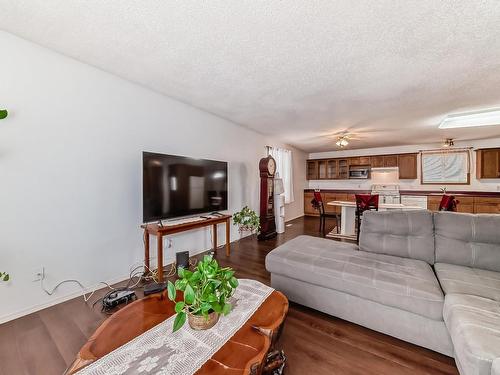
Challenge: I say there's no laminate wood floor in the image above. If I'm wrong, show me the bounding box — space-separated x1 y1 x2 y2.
0 216 458 375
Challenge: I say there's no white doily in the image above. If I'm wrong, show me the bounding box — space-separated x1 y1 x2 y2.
76 279 274 375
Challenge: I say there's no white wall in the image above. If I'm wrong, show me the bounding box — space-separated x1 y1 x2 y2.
0 32 305 323
308 138 500 192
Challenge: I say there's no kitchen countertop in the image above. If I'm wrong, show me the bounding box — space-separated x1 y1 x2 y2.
327 201 424 210
304 189 500 197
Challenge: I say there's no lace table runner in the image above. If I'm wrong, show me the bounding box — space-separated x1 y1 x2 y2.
76 279 274 375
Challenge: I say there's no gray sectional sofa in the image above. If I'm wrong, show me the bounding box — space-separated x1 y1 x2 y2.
265 210 500 375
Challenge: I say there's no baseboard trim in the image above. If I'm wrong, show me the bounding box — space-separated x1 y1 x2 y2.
285 213 305 222
0 245 225 325
0 233 277 325
0 274 130 325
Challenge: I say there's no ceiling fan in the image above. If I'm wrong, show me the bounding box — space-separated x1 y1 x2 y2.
335 134 350 148
301 127 395 150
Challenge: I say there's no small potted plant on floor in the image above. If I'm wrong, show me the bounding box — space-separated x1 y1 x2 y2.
233 206 260 234
167 255 239 332
0 272 9 282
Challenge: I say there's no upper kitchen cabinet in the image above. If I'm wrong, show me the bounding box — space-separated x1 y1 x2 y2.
476 148 500 179
383 155 398 167
398 153 418 179
326 160 338 179
371 156 384 168
306 152 417 180
318 160 328 179
349 156 371 166
338 159 349 179
371 155 397 167
307 160 319 180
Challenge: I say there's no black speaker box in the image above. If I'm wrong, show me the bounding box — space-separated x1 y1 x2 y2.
176 251 190 272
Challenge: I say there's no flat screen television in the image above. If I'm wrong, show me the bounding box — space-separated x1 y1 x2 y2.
142 152 228 222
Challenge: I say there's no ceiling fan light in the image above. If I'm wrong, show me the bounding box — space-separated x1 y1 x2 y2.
442 138 454 147
438 108 500 129
336 137 349 148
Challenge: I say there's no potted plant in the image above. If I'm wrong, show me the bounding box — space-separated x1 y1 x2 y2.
0 272 9 282
233 206 260 233
167 255 239 332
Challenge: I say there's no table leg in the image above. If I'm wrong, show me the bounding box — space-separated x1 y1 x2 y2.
341 206 356 236
213 223 218 252
225 218 230 256
157 235 164 282
144 229 150 276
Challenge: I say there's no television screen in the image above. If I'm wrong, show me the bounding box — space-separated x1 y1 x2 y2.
142 152 228 222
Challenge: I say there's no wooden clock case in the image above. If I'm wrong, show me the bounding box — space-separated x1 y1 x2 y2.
258 155 277 240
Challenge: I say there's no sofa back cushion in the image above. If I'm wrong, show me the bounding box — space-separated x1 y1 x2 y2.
434 212 500 272
359 210 435 264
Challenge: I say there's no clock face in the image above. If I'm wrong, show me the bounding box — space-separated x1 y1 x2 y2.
268 158 276 175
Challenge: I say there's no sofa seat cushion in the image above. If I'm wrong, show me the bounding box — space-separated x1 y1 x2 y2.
443 294 500 375
265 235 444 320
435 263 500 301
493 359 500 375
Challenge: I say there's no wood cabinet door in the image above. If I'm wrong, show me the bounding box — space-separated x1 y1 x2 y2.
338 159 349 179
322 193 337 213
476 149 500 179
327 160 338 179
427 196 441 211
455 196 474 213
306 161 318 180
349 157 361 166
371 156 384 168
398 154 418 179
359 156 371 165
346 194 356 202
383 155 398 167
480 150 500 178
304 192 318 216
318 160 328 179
474 197 500 214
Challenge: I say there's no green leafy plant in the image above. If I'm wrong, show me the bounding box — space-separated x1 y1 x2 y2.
233 206 260 232
0 109 8 120
0 272 9 282
167 255 239 332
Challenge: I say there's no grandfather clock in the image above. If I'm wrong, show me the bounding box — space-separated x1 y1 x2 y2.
258 155 277 240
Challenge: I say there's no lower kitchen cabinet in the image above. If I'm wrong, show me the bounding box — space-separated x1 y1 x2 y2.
427 196 477 213
304 192 318 216
304 192 500 216
474 197 500 214
456 197 474 213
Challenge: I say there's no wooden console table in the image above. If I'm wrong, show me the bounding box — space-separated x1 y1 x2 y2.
141 214 232 282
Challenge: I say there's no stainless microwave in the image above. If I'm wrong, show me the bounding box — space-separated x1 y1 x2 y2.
349 167 370 179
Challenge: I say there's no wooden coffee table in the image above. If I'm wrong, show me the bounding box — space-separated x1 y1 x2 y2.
66 289 288 375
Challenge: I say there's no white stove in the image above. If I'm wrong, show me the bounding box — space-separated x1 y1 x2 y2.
371 184 401 204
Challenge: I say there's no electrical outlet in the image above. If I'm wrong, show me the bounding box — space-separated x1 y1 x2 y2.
32 267 45 282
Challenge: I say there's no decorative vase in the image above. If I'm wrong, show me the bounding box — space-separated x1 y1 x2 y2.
188 311 220 330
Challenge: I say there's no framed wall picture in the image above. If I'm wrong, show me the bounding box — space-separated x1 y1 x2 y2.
421 150 470 185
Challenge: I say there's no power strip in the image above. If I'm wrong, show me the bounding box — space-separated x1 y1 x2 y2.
102 290 137 309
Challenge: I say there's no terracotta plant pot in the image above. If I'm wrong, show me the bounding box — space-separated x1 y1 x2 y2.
188 311 220 330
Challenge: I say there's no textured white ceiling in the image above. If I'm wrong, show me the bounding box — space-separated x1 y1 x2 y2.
2 1 500 152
